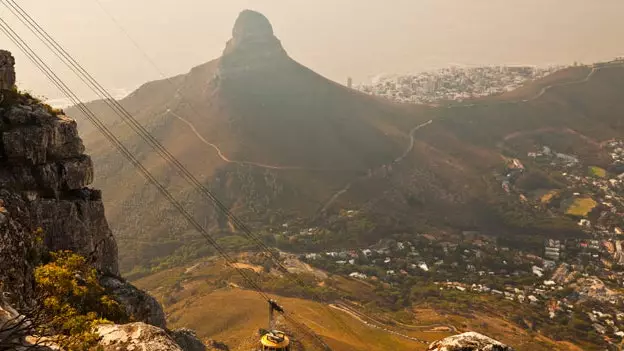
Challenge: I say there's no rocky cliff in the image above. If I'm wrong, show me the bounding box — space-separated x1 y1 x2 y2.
0 50 117 306
0 51 204 350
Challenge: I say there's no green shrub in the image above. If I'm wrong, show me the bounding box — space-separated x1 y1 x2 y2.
34 251 126 350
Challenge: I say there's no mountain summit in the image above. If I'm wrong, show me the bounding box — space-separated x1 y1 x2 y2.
218 10 288 78
221 9 287 73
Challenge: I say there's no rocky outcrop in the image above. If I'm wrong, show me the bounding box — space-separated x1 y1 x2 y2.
0 50 15 90
428 332 514 351
218 10 288 78
97 323 183 351
0 51 205 351
171 328 207 351
100 275 167 329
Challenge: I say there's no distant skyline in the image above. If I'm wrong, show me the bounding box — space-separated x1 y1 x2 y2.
1 0 623 101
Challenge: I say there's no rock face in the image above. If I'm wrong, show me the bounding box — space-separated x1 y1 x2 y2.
0 52 117 284
0 191 37 307
0 50 15 90
97 323 183 351
428 332 514 351
219 10 288 77
171 328 207 351
0 90 118 278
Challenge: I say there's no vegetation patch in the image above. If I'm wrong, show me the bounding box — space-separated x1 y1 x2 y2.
588 166 607 178
32 251 126 350
563 197 598 217
539 190 559 204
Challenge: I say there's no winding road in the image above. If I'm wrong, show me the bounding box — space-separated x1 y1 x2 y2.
329 302 460 345
317 62 621 213
395 120 433 163
329 303 429 344
319 119 433 213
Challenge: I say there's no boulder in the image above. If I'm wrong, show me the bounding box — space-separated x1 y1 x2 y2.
428 332 514 351
97 323 182 351
100 276 167 329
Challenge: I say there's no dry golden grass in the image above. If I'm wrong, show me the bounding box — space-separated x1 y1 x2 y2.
133 256 583 351
166 288 426 351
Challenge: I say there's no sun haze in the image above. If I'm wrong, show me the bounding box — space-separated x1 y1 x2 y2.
2 0 623 100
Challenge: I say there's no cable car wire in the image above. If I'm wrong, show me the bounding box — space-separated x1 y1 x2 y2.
0 8 336 351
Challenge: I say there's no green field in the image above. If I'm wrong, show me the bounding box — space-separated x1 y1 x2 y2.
564 197 598 217
588 166 607 178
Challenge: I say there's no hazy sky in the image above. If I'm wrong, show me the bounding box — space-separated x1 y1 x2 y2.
1 0 623 101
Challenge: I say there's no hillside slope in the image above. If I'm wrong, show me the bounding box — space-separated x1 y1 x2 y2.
70 11 624 274
349 61 624 239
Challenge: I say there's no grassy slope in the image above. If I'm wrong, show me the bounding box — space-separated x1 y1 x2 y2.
167 289 423 351
133 256 580 351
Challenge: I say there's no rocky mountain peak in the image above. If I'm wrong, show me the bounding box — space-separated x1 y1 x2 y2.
219 10 288 77
232 10 274 41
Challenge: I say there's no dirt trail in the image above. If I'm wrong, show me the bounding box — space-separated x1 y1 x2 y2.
328 302 460 345
167 109 310 170
319 119 433 213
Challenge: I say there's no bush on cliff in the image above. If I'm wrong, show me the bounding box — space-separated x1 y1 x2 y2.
33 250 126 350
